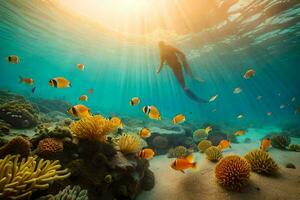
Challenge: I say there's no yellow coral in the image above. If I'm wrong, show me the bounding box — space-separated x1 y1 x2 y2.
197 140 212 153
117 133 142 154
0 154 70 199
69 115 117 142
244 149 278 175
205 146 222 162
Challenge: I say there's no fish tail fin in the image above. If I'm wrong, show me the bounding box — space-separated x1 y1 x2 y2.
183 88 208 104
69 82 72 87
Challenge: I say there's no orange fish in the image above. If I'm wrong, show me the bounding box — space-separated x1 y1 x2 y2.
19 76 34 85
295 107 300 114
79 95 88 101
243 69 255 79
110 116 123 129
7 55 20 64
217 140 231 150
234 130 246 136
171 154 197 173
137 148 155 160
267 112 272 116
77 63 85 71
142 105 161 120
233 87 242 94
139 128 151 138
49 77 71 88
260 138 271 151
172 114 185 125
129 97 140 106
67 104 91 118
88 88 94 94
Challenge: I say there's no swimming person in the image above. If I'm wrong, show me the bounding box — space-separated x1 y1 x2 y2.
156 41 208 103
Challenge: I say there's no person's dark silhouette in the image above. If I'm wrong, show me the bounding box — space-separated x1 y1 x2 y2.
157 41 207 103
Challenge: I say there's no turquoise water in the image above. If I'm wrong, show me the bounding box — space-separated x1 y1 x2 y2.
1 0 300 127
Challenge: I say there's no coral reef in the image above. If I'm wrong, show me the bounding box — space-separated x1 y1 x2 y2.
39 185 88 200
0 155 70 199
288 144 300 152
197 140 212 153
0 119 11 134
0 136 31 158
69 115 117 142
117 133 142 155
151 135 169 149
0 100 39 128
207 131 227 146
270 135 291 149
37 138 64 158
285 163 296 169
31 98 72 114
192 129 207 142
141 169 155 191
205 146 222 162
244 138 251 143
244 149 278 175
215 155 251 191
167 146 190 158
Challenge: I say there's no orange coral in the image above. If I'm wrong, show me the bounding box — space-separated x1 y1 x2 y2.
215 155 251 191
69 115 117 142
0 136 31 158
37 138 63 158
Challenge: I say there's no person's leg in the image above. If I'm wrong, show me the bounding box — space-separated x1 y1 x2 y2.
171 66 186 88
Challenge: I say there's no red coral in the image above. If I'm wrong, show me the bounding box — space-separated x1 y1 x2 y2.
0 136 31 158
37 138 63 158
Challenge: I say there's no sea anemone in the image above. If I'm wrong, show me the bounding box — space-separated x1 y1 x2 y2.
244 149 278 175
215 155 251 191
167 146 189 158
141 169 155 191
37 138 64 158
288 144 300 152
69 115 117 142
117 133 142 154
197 140 212 153
205 146 222 162
0 136 31 158
270 135 291 150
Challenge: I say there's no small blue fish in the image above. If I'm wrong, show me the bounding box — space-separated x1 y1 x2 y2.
31 86 36 94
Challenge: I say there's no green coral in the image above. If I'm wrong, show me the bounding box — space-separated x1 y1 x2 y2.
197 140 212 153
270 135 291 150
205 146 222 162
39 185 88 200
0 119 10 134
104 174 113 184
244 149 278 175
192 129 207 142
167 146 190 158
288 144 300 152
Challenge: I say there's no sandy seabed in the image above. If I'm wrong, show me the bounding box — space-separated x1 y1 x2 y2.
138 138 300 200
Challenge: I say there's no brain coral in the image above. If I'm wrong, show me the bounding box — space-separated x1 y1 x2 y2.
167 146 190 158
70 115 117 142
244 149 278 175
117 133 142 154
205 146 222 162
215 155 251 191
270 135 291 149
198 140 212 153
37 138 64 158
0 136 31 158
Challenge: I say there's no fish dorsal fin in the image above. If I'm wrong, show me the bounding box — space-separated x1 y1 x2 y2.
185 154 194 163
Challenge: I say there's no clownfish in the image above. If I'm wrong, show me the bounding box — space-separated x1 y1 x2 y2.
67 104 91 118
49 77 71 88
142 105 161 120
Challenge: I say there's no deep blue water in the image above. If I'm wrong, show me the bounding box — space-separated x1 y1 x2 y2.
0 0 300 127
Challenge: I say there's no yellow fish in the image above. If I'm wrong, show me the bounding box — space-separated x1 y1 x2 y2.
260 138 271 151
110 116 123 129
171 154 197 173
237 114 244 119
205 126 212 134
233 87 242 94
77 63 85 71
7 55 20 64
217 140 231 150
139 128 151 138
129 97 140 106
172 114 185 125
142 105 161 120
67 104 91 118
209 95 218 103
137 148 155 160
79 95 88 101
19 76 34 85
243 69 255 79
49 77 71 88
234 130 246 136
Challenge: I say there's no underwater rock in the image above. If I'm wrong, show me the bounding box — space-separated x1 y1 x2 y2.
0 100 39 128
31 98 72 114
288 144 300 152
215 155 251 191
244 149 278 175
167 146 191 158
0 136 31 158
207 131 227 146
244 137 252 143
205 146 222 162
152 135 169 149
0 119 11 134
197 140 212 153
282 123 300 138
141 169 155 191
227 133 239 143
36 138 64 159
270 134 291 150
285 163 296 169
0 90 26 104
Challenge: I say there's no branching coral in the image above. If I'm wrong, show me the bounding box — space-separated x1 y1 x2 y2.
215 155 251 191
167 146 190 158
197 140 212 153
270 135 291 149
244 149 279 175
69 115 117 142
117 133 142 154
205 146 222 162
37 138 64 158
0 136 31 158
40 185 88 200
288 144 300 152
0 154 70 199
